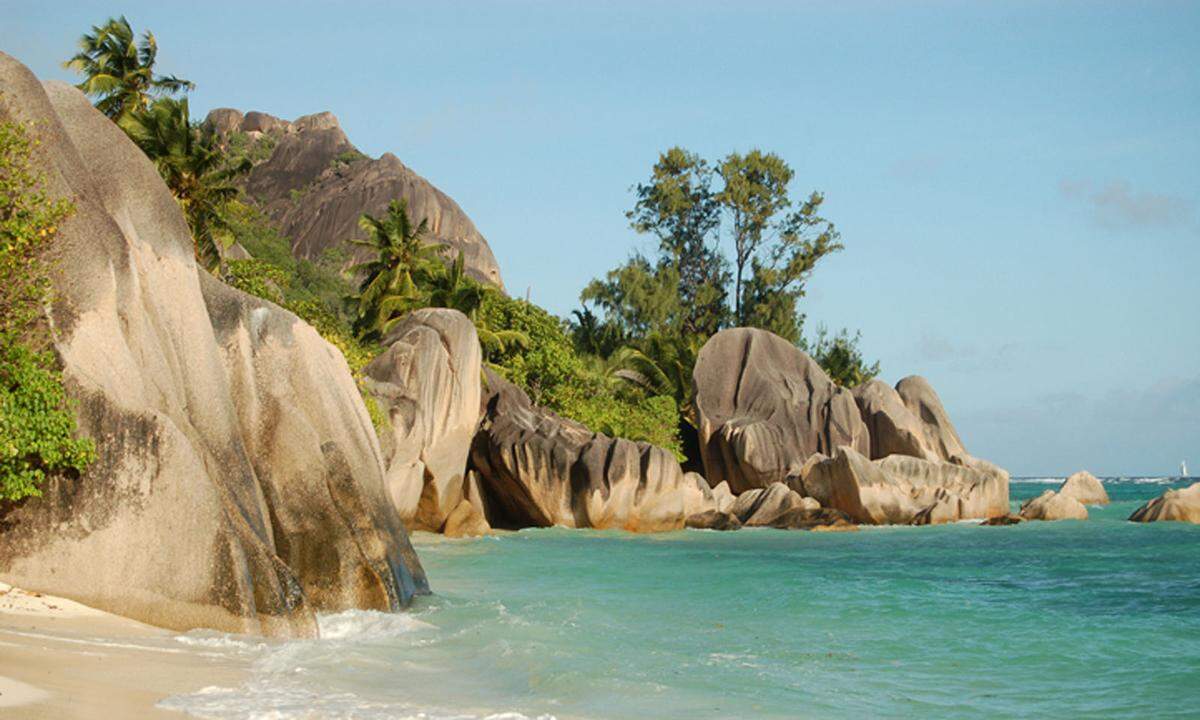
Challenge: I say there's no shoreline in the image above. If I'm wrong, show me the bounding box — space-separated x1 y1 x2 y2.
0 582 248 719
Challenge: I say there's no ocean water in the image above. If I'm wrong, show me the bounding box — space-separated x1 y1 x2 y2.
162 478 1200 719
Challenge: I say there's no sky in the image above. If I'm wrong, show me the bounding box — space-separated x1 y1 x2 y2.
4 1 1197 476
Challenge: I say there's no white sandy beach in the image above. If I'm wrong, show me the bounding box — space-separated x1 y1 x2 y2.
0 582 247 719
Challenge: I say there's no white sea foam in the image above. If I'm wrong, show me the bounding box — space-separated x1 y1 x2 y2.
317 609 437 640
159 681 559 720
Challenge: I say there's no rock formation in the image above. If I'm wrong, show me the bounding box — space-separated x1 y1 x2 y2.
202 108 504 289
796 447 1007 525
0 55 426 636
363 309 483 533
1019 490 1089 521
1056 470 1109 505
693 327 1011 525
729 483 810 526
468 371 715 531
693 328 869 494
1128 483 1200 524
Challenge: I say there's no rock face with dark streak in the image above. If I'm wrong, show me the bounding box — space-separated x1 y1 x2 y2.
203 108 504 289
693 328 870 494
364 309 484 533
694 327 1012 525
469 371 714 531
0 55 427 637
1128 483 1200 524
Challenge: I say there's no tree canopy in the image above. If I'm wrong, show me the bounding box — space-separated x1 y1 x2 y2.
63 16 193 122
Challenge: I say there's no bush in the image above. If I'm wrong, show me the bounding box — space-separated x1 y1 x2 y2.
477 292 681 455
0 343 95 501
0 119 94 501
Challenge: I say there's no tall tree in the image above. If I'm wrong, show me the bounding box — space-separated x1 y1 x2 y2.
64 16 193 121
739 191 842 342
627 147 729 336
118 97 247 272
349 199 443 338
716 150 795 325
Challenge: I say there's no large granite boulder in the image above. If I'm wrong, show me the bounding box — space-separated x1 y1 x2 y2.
894 376 970 464
693 328 869 493
799 447 1009 525
1057 470 1109 505
1128 483 1200 524
1019 490 1089 521
0 55 427 637
363 309 483 532
852 380 938 461
469 371 713 531
203 108 504 289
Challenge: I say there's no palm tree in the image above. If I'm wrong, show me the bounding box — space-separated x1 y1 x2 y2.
607 332 705 426
350 199 444 338
64 16 193 121
423 250 529 358
118 97 248 272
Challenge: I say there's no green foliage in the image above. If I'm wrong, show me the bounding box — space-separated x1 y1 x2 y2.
803 326 880 388
332 149 367 168
0 120 94 501
223 130 277 168
118 97 248 272
477 293 681 455
350 199 444 339
0 122 72 336
0 343 96 501
224 258 289 305
63 16 192 121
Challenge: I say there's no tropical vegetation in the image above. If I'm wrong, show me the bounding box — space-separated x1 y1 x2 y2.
0 120 95 502
63 16 192 122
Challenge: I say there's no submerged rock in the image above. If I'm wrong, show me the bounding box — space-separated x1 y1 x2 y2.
364 309 483 532
685 510 743 531
0 55 426 636
693 328 869 494
981 514 1023 526
1019 490 1089 521
766 507 856 531
729 483 807 526
469 371 712 531
1128 483 1200 524
1057 470 1109 505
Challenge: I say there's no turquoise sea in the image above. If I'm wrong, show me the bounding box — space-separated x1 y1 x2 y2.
164 478 1199 719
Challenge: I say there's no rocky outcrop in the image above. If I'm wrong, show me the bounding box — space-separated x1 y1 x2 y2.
799 447 1009 525
693 328 870 494
202 108 504 289
469 371 714 531
1019 490 1089 521
693 327 1011 525
894 376 971 464
0 55 426 637
1128 483 1200 524
1057 471 1109 505
364 309 483 532
729 483 809 526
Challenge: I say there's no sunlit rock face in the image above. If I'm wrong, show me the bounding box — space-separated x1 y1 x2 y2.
203 107 505 290
0 54 427 637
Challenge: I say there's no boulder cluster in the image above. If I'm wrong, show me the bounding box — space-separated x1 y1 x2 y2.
359 321 1014 536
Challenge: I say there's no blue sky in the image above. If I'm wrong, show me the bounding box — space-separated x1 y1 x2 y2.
5 1 1197 476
